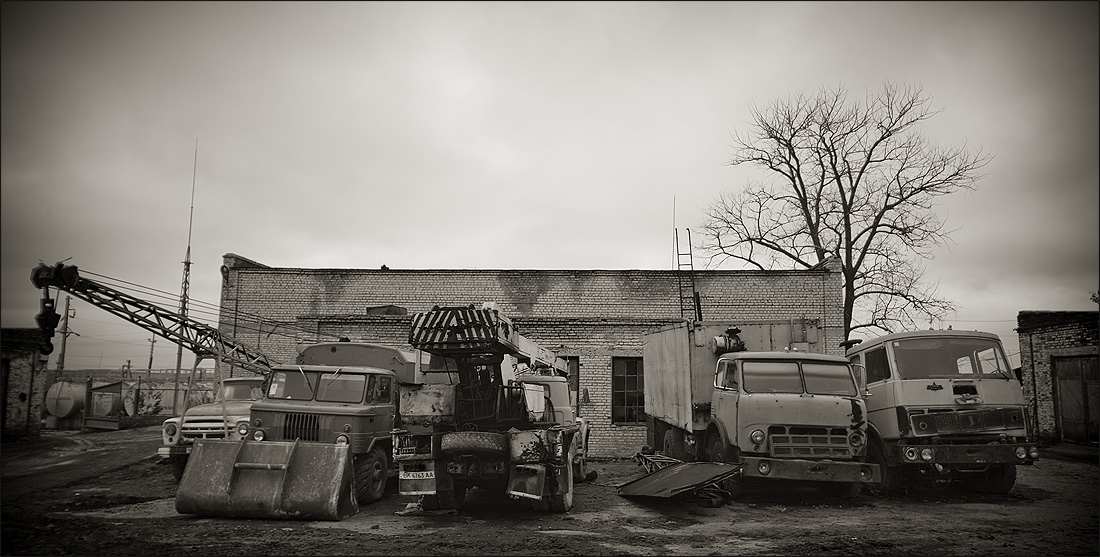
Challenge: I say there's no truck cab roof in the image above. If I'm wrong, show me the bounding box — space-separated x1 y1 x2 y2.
719 351 850 364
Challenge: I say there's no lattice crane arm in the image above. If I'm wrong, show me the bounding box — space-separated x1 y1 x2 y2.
30 262 273 375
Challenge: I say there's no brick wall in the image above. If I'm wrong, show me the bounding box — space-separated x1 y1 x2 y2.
1 328 50 441
217 253 845 457
1017 311 1099 444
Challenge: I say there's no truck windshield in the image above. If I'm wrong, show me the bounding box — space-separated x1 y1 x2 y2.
742 361 857 395
892 337 1012 379
317 373 367 403
267 370 318 400
217 382 263 402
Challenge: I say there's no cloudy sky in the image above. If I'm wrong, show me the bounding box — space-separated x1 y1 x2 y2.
2 1 1097 372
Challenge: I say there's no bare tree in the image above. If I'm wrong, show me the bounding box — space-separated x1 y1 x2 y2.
699 82 992 341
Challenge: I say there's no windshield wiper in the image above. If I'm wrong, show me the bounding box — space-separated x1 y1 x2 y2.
297 366 315 396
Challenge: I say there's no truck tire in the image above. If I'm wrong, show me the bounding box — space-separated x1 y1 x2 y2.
821 481 862 500
354 447 388 504
662 429 676 459
964 463 1017 494
548 443 576 512
704 434 741 498
170 456 188 482
866 442 899 496
422 483 466 511
440 431 508 455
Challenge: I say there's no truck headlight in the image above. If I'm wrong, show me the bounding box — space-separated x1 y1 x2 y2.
750 429 766 444
251 429 266 441
920 448 935 462
335 434 350 446
903 447 919 461
1028 446 1039 459
237 422 250 437
848 432 865 447
757 460 772 475
164 423 178 437
1015 446 1027 459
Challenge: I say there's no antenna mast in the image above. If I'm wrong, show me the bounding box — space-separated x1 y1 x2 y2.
172 139 198 413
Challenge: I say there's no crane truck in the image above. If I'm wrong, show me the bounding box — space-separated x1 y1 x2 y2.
391 304 592 512
845 329 1039 494
643 320 879 498
30 261 274 480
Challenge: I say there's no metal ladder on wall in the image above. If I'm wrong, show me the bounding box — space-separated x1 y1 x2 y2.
675 228 702 321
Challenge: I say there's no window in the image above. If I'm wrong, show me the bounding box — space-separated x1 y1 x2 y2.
612 357 645 424
563 356 581 416
317 373 366 403
718 360 738 390
377 376 392 402
865 347 890 383
802 363 857 396
268 370 316 400
742 361 803 393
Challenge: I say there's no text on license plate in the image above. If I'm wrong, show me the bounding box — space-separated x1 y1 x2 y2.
400 470 435 480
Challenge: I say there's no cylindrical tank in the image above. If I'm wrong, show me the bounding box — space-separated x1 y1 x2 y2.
45 381 86 418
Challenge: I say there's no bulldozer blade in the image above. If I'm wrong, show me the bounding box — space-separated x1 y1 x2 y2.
175 439 359 521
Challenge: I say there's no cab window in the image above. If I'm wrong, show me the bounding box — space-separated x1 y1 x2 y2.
377 376 392 403
865 347 891 383
720 361 739 390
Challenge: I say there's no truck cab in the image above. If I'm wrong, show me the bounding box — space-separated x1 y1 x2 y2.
158 376 265 480
846 329 1039 494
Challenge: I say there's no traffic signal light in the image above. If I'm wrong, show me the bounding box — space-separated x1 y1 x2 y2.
35 296 61 355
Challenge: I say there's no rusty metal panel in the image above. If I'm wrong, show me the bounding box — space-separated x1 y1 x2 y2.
175 439 359 521
509 429 550 462
642 322 694 431
398 383 455 426
617 462 740 498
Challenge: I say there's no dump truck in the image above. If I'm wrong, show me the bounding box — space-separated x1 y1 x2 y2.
391 304 591 512
845 329 1039 494
174 341 436 521
643 321 879 498
158 376 266 480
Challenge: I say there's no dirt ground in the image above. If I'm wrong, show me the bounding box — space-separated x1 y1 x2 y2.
1 427 1097 556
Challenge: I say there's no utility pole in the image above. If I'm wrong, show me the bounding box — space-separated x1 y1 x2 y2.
55 296 79 373
146 337 156 379
172 139 198 415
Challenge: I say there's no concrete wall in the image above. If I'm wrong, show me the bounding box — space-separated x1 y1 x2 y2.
1 328 50 441
217 253 845 458
1017 311 1099 444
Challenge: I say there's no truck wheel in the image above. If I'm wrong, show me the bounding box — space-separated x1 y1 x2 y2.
440 431 508 455
662 429 676 459
548 444 576 512
821 482 862 500
866 443 899 496
354 447 388 504
964 464 1017 494
704 435 741 497
170 457 188 482
422 483 466 511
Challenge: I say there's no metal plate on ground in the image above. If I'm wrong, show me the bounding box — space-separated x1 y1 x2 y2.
617 461 740 498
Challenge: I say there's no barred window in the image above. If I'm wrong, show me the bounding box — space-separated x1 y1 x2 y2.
612 357 645 424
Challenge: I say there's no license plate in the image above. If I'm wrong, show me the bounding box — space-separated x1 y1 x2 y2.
400 470 435 480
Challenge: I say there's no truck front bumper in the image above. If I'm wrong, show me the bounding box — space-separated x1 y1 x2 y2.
157 446 192 459
741 456 879 483
889 443 1038 465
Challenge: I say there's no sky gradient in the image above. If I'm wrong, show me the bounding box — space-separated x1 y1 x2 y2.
3 1 1097 371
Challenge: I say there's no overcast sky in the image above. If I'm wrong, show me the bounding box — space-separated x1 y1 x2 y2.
3 1 1097 372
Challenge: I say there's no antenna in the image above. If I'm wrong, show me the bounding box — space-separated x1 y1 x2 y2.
172 139 198 414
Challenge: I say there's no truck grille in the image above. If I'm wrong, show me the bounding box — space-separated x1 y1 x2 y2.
768 426 851 458
909 407 1025 436
181 419 234 439
282 413 322 442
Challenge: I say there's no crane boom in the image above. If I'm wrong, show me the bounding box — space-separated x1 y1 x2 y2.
30 262 273 375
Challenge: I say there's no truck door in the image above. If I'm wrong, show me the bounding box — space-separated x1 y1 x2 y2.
712 359 739 447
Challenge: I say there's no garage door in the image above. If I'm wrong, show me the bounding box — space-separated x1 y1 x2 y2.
1054 356 1099 445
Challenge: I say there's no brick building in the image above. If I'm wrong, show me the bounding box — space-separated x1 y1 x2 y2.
216 253 845 458
1017 310 1099 446
1 328 51 441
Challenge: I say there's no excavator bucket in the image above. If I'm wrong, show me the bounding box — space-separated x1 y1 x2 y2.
175 439 359 521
